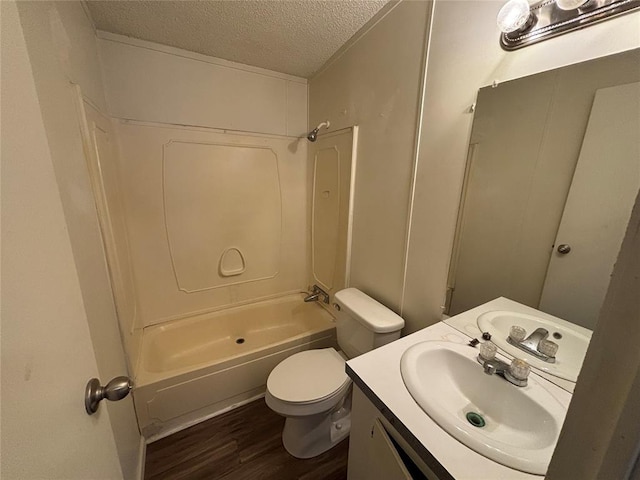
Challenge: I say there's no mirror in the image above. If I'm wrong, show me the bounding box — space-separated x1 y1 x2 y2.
446 49 640 333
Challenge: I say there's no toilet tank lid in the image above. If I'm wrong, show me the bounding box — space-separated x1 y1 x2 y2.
334 288 404 333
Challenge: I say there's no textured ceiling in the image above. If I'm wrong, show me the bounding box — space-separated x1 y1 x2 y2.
86 1 390 78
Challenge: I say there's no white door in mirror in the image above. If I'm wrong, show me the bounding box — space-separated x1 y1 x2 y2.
540 83 640 329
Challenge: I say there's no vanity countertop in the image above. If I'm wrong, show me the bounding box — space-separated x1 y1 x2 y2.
346 300 573 480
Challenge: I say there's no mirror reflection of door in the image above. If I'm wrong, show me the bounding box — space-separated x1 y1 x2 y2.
446 49 640 330
540 82 640 327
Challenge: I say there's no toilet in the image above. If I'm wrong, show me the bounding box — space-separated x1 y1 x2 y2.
265 287 404 458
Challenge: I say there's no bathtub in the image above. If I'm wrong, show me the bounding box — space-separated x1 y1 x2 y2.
133 293 337 439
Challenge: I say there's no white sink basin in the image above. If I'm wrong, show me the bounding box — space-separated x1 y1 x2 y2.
400 341 566 475
477 311 591 382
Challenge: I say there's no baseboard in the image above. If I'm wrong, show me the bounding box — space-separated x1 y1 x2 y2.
145 391 266 444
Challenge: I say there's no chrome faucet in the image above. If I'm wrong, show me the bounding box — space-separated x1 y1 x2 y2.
304 285 329 304
507 327 557 363
478 356 529 387
476 341 529 387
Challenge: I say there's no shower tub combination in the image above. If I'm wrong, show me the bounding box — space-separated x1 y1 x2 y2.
134 293 337 439
75 86 357 440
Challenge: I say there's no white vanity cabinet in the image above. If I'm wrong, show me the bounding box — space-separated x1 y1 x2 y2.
345 319 571 480
348 386 445 480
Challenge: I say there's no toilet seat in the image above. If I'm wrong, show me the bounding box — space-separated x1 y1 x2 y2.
267 348 350 404
264 288 404 459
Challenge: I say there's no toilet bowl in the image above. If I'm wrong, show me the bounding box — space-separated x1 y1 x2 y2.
265 288 404 459
265 348 352 458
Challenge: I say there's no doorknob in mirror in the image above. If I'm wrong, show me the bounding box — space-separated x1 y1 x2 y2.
557 244 572 255
85 376 133 415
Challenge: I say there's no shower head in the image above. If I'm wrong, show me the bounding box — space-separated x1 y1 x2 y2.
307 129 319 142
306 121 330 142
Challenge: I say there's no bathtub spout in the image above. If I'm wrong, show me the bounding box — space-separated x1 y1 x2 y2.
304 285 329 304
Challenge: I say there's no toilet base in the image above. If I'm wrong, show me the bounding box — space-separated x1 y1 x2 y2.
282 407 351 459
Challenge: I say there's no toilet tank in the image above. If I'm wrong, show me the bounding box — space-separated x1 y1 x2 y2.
333 288 405 358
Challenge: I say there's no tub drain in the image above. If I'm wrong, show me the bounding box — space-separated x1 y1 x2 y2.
236 338 245 345
466 412 486 428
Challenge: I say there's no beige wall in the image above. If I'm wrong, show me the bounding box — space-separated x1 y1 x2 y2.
402 0 640 333
12 1 142 477
98 33 308 137
309 1 432 313
1 2 124 478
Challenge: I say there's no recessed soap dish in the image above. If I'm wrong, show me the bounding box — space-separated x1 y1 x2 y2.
219 247 246 277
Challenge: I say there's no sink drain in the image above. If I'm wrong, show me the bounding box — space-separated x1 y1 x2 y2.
236 338 245 344
466 412 486 428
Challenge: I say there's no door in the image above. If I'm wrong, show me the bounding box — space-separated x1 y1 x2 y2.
308 127 358 298
540 82 640 329
369 419 414 480
1 4 127 478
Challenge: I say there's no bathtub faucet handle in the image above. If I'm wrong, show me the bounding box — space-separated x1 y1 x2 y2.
304 285 329 304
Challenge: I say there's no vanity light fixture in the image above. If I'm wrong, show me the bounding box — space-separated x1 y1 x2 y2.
498 0 640 51
555 0 590 9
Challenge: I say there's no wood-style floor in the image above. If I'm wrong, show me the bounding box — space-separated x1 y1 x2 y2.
144 399 349 480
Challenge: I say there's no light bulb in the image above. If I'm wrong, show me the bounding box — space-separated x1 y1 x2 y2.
497 0 532 34
556 0 589 10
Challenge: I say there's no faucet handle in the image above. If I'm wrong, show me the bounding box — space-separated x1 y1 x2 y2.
509 325 526 343
479 341 497 361
538 339 559 357
508 358 530 382
308 284 330 304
